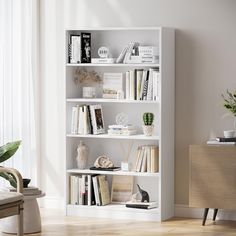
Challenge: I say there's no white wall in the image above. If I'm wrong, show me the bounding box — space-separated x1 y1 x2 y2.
40 0 236 207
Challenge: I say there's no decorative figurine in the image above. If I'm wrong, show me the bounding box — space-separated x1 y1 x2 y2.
137 184 150 202
94 156 114 168
76 141 89 169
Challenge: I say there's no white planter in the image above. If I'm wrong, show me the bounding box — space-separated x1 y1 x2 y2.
142 125 154 136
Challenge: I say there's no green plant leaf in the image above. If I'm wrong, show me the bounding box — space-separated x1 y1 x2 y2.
0 172 17 188
0 141 21 163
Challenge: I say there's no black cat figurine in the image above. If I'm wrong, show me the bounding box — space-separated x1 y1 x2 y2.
137 184 149 202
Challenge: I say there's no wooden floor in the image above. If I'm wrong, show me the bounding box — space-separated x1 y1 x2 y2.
2 209 236 236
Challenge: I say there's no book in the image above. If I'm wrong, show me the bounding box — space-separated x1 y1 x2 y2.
91 58 115 64
92 176 101 206
69 35 81 63
125 201 158 209
123 42 135 63
135 69 143 100
147 68 155 100
81 32 91 63
103 73 123 99
129 70 135 100
71 106 78 134
215 137 236 142
116 45 129 63
138 46 158 56
98 175 110 205
108 125 136 130
151 146 159 173
125 71 130 100
90 166 121 171
142 70 149 100
152 70 160 101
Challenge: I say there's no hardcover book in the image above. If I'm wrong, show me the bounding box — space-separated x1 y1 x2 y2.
81 32 91 63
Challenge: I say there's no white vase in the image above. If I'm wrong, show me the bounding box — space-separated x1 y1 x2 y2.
142 125 154 136
76 141 89 169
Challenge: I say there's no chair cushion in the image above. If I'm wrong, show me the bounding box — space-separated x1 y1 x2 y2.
0 192 23 205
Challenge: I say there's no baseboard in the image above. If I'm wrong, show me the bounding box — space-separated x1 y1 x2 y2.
39 196 64 209
175 204 236 221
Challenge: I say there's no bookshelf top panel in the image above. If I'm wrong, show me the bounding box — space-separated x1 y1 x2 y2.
67 169 159 177
66 63 160 67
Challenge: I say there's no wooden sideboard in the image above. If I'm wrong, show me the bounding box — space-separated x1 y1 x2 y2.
189 145 236 225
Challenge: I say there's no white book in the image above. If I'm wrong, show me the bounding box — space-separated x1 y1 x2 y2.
91 58 115 64
116 45 129 63
129 70 135 100
136 147 145 172
84 106 89 135
152 71 160 101
123 42 135 63
88 175 92 206
146 146 151 173
71 106 78 134
147 69 154 101
70 35 81 63
136 69 143 100
92 176 101 206
125 71 130 100
141 147 147 172
78 106 84 134
138 46 158 56
207 140 236 145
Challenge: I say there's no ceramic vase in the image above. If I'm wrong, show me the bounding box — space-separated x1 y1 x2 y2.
142 125 154 136
76 141 89 169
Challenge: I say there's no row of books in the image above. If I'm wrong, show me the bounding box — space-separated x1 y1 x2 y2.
71 104 103 135
68 33 91 63
70 175 110 206
125 68 159 101
116 43 159 64
108 124 137 136
134 145 159 173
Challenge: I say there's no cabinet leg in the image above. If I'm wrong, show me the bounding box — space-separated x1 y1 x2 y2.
202 208 209 226
213 209 218 221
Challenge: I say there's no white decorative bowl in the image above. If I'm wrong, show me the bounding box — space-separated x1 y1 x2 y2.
223 130 235 138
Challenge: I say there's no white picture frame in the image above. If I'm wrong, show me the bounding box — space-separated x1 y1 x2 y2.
90 104 105 134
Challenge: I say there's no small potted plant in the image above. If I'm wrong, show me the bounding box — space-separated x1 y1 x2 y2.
142 112 154 136
222 89 236 131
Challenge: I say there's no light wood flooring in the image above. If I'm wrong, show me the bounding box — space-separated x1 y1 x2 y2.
2 209 236 236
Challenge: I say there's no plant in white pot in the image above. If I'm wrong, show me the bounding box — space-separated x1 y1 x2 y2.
142 112 154 136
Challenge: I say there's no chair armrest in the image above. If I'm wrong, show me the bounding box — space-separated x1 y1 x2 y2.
0 167 23 193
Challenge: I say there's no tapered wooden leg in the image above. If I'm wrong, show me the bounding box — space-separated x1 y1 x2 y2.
213 209 218 221
17 205 23 236
202 208 209 226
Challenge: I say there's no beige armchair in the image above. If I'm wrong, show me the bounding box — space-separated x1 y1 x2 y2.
0 167 23 235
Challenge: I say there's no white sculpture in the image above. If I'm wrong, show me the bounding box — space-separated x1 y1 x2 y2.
94 156 114 168
76 141 89 169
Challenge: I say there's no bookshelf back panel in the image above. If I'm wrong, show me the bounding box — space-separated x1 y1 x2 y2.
66 102 160 135
67 29 160 62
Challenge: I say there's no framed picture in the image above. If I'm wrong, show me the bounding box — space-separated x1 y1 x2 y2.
111 176 134 203
90 104 105 134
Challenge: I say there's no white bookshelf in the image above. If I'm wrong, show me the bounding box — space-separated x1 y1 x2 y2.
65 27 175 221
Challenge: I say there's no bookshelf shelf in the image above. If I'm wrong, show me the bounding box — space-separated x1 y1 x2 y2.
67 169 159 177
66 63 160 67
66 98 160 104
65 27 175 222
66 204 160 221
66 134 160 141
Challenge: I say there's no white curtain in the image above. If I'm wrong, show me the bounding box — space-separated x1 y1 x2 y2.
0 0 39 186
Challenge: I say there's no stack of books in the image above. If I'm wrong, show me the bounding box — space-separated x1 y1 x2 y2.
107 125 137 136
125 68 159 101
207 137 236 145
9 186 42 196
70 174 110 206
116 43 159 64
125 201 158 209
134 145 159 173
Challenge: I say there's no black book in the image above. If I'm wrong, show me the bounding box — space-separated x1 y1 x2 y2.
125 201 158 209
216 137 236 142
81 32 91 63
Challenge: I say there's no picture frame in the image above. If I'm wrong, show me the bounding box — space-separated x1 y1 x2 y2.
111 176 134 203
89 104 105 134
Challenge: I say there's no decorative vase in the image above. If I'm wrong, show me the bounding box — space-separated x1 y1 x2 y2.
142 125 154 136
76 141 89 169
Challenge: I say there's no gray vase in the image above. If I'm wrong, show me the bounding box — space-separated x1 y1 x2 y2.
76 141 89 169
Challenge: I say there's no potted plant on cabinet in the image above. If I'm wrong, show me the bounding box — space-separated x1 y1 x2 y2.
142 112 154 136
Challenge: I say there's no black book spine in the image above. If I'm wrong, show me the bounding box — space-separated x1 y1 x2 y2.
126 204 148 209
81 32 91 63
217 137 236 142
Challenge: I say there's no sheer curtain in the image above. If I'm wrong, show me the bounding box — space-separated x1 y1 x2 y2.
0 0 39 186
